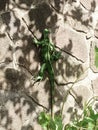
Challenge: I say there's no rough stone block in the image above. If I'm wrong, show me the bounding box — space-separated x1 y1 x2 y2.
1 10 40 73
92 77 98 96
80 0 98 11
0 31 13 72
23 2 58 39
54 55 88 84
1 11 26 41
64 2 93 33
55 26 88 62
62 94 83 125
49 0 65 13
0 1 98 130
49 25 89 85
0 34 12 63
0 91 43 130
95 21 98 38
71 84 94 106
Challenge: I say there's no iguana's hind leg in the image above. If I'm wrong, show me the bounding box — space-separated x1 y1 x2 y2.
33 63 47 85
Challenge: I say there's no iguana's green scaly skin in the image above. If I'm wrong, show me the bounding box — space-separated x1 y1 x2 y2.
33 29 61 117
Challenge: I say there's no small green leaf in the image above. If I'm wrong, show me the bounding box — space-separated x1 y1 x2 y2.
95 46 98 52
49 119 56 130
84 117 94 122
38 112 50 129
54 115 63 130
95 46 98 67
95 53 98 68
88 122 94 130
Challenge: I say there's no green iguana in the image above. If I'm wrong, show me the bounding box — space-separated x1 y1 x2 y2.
33 29 61 117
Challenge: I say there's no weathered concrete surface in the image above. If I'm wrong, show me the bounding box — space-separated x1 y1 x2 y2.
0 0 98 130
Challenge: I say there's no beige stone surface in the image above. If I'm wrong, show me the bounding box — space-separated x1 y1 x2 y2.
23 2 59 39
64 2 93 33
0 91 43 130
0 0 49 15
54 55 88 85
1 11 27 41
0 35 12 63
1 10 40 73
71 84 94 105
95 21 98 38
0 1 98 130
55 26 88 62
92 77 98 96
62 94 77 125
80 0 98 11
49 0 65 13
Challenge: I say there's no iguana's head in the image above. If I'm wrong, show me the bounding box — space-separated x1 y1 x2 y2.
44 29 50 34
43 29 50 39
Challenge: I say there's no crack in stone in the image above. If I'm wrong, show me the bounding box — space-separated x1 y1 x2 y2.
55 45 84 63
89 41 92 64
6 32 18 70
55 80 74 86
90 66 98 73
22 91 49 111
73 28 87 34
49 3 64 15
17 63 33 76
91 80 94 96
69 91 82 108
89 42 98 73
95 35 98 39
86 35 92 40
89 42 95 73
80 2 90 12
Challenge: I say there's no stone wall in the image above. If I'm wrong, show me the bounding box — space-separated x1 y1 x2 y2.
0 0 98 130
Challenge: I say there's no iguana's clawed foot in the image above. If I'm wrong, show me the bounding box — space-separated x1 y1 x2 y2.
35 75 43 82
32 75 43 86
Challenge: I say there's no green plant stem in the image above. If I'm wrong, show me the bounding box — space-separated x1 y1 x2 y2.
61 67 90 116
62 68 90 130
86 96 98 107
61 78 80 116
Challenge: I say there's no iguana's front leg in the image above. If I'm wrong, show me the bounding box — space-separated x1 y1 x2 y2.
33 38 44 47
51 50 61 62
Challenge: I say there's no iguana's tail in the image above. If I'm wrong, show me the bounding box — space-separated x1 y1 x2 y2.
50 80 54 118
47 62 55 118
